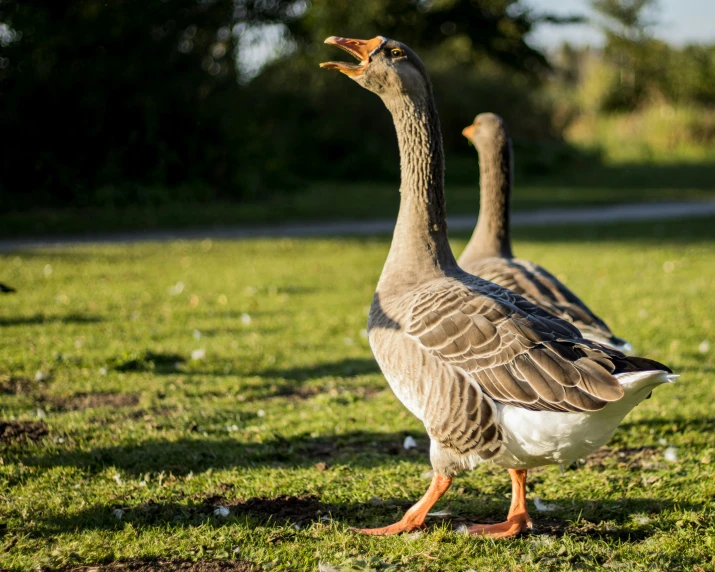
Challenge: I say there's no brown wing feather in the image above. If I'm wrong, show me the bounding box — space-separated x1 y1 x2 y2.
463 257 625 347
407 274 664 416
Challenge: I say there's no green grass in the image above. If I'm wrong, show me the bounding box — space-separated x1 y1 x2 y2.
2 161 715 239
1 217 714 571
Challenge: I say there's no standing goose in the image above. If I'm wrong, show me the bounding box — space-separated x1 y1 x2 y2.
321 36 674 538
459 113 630 352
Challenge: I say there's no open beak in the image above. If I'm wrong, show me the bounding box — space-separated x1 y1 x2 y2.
462 124 476 139
320 36 385 77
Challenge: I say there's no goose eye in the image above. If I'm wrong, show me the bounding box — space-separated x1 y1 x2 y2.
390 48 404 58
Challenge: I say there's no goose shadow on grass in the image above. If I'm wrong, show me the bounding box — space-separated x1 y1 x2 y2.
112 354 380 383
242 358 383 401
14 431 706 543
20 415 714 480
169 357 381 381
19 430 431 478
253 358 380 382
15 430 705 542
15 491 701 544
102 354 384 403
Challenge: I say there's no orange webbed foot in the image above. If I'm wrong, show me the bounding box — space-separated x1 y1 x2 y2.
352 474 452 536
351 519 425 536
467 512 532 539
467 468 532 539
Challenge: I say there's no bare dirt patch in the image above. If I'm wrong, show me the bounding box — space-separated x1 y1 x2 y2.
351 386 382 399
270 384 322 401
114 351 186 374
0 375 36 395
584 446 659 470
58 560 259 572
118 494 349 529
209 494 337 526
202 493 413 530
42 392 140 411
0 420 49 445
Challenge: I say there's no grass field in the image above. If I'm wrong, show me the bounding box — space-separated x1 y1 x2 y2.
1 217 714 571
2 161 714 240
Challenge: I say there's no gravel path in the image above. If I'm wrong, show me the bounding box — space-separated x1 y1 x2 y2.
2 200 714 252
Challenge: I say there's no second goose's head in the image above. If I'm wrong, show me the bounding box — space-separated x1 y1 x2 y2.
320 36 431 104
462 113 510 153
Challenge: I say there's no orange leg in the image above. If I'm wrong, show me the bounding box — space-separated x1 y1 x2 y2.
468 469 532 538
354 474 452 535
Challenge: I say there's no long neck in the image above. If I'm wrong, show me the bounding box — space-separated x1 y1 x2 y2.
461 136 513 263
377 91 457 291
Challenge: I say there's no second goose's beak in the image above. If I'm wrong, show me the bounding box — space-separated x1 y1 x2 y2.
462 124 476 139
320 36 385 77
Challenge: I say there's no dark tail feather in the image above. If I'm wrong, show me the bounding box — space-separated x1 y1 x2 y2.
618 355 672 375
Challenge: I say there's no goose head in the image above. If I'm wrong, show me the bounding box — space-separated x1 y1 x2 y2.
320 36 431 103
462 112 509 152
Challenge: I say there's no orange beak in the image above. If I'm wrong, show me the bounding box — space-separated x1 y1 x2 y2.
320 36 386 77
462 124 476 139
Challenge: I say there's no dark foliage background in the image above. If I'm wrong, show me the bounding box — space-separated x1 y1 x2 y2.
0 0 567 209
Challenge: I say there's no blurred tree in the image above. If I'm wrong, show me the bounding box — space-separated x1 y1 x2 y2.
0 0 271 207
589 0 658 109
286 0 553 77
0 0 567 209
591 0 656 40
664 44 715 106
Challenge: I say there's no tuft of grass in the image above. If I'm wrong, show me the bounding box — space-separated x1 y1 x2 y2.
0 217 714 570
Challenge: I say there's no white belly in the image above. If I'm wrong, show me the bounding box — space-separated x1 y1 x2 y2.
486 405 624 468
474 370 674 469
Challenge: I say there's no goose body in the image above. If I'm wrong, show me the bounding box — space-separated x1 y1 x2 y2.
377 309 672 471
459 114 630 352
369 269 671 479
321 36 673 537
